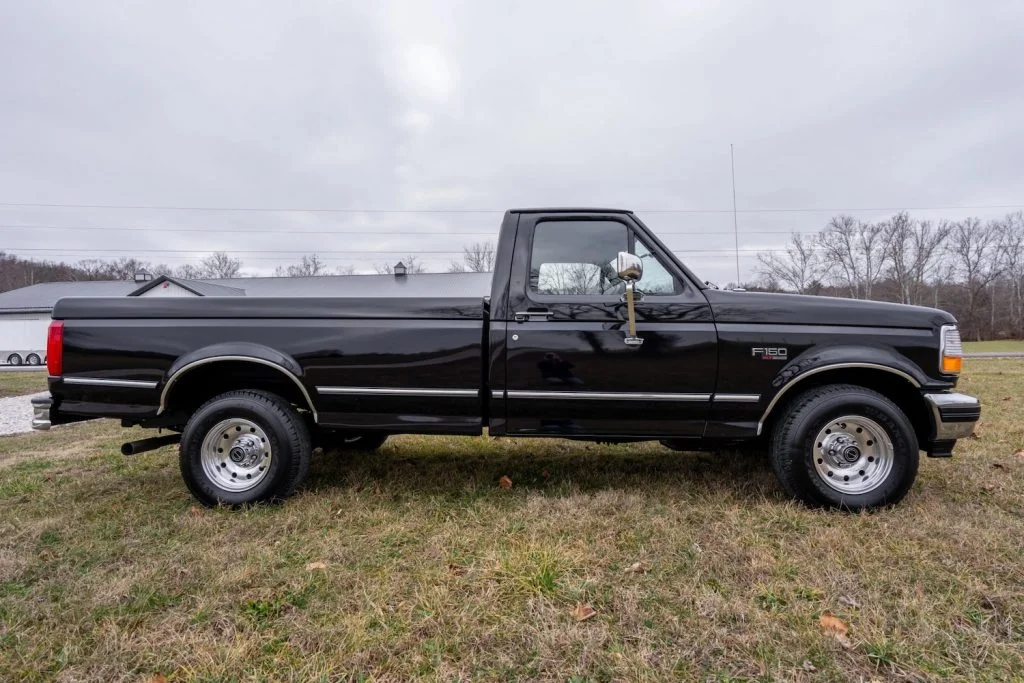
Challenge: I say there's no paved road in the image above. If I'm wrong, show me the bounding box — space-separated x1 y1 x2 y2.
964 352 1024 359
0 366 46 373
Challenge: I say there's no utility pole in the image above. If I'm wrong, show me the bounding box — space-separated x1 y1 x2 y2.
730 144 740 285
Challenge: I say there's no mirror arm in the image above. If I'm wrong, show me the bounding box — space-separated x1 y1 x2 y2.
623 281 644 346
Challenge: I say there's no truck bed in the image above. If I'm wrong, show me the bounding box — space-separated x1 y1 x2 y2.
50 294 490 434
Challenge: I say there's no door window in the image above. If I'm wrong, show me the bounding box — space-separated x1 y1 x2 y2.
530 220 628 296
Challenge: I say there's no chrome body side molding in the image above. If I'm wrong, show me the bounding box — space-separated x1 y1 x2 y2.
316 387 478 398
63 377 159 389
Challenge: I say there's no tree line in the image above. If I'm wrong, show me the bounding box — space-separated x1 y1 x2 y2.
756 211 1024 340
0 242 497 293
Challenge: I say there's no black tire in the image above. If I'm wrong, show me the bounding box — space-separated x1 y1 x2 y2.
6 354 22 366
770 384 919 510
179 390 311 507
26 354 41 366
320 432 389 453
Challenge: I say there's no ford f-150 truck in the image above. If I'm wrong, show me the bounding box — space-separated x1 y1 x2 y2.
33 208 980 510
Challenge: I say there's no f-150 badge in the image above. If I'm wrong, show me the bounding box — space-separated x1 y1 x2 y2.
752 347 788 360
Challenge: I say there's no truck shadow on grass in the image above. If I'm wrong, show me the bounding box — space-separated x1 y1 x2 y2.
308 441 781 503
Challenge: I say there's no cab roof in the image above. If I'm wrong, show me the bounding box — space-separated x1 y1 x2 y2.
509 207 633 214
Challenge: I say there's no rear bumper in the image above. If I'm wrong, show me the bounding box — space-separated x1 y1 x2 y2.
924 392 980 441
31 396 52 430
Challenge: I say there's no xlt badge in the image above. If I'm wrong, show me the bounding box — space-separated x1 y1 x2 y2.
752 347 788 360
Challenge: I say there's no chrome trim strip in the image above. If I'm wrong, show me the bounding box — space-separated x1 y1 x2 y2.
505 390 711 402
316 387 478 398
158 356 318 422
64 377 158 389
756 362 922 436
713 393 760 403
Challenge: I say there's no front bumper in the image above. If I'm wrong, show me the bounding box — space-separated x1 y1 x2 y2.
924 392 981 441
31 396 52 430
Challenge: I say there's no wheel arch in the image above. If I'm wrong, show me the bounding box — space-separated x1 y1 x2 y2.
758 363 931 448
159 344 317 422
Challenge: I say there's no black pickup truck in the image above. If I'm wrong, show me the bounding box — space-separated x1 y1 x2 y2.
33 208 980 510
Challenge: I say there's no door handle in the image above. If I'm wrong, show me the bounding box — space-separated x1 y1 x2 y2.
514 310 554 323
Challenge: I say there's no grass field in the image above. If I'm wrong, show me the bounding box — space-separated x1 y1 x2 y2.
1 362 1022 681
963 340 1024 353
0 370 46 398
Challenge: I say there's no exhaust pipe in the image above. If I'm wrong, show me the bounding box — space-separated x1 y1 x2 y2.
121 433 181 456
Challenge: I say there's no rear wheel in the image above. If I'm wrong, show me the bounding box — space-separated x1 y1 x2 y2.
6 354 22 366
770 384 918 510
180 390 311 506
25 353 41 366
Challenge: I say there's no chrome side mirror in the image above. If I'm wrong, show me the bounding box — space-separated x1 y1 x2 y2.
617 252 643 282
616 252 644 347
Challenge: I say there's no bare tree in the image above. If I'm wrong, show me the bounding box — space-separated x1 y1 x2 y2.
449 241 496 273
756 232 821 294
336 264 357 276
882 213 951 304
175 263 204 279
375 256 427 274
816 215 891 299
199 252 243 279
946 217 1003 340
999 212 1024 335
103 257 153 281
284 254 328 276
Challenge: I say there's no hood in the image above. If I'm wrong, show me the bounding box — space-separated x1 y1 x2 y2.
704 289 956 329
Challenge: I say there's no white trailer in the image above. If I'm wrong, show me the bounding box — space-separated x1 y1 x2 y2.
0 312 50 365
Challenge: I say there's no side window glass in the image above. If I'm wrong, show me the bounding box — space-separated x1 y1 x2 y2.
635 236 680 295
530 220 628 296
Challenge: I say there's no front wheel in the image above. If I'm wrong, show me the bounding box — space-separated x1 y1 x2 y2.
180 390 311 506
770 384 919 510
6 354 22 366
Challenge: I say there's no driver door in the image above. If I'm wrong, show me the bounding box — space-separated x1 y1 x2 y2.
502 213 717 438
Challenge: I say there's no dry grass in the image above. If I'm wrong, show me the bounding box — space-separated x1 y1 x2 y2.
963 340 1024 353
0 370 46 398
1 361 1022 681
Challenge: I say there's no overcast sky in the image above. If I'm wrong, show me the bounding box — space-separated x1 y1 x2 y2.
1 1 1022 282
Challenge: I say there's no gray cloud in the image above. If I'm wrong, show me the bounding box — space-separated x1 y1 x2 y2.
1 0 1022 281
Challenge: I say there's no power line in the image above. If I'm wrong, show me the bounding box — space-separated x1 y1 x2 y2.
0 246 844 255
0 202 1022 214
0 222 814 237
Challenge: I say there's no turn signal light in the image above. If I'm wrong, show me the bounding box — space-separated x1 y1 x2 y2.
941 356 963 374
46 320 64 376
939 325 963 375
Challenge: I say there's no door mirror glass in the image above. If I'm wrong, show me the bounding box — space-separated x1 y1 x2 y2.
616 252 643 282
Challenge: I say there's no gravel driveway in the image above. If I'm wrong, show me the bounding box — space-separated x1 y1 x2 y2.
0 391 48 436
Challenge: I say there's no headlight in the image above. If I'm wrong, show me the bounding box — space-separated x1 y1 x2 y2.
940 325 963 374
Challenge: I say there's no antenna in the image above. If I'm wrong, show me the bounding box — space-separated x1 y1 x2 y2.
730 144 740 285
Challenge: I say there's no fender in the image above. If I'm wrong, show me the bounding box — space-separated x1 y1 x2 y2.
157 342 317 420
756 344 927 436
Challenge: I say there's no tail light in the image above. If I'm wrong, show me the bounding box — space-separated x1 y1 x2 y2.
46 321 64 376
939 324 963 374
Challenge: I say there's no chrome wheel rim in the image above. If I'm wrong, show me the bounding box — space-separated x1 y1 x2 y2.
200 418 272 493
812 415 894 495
